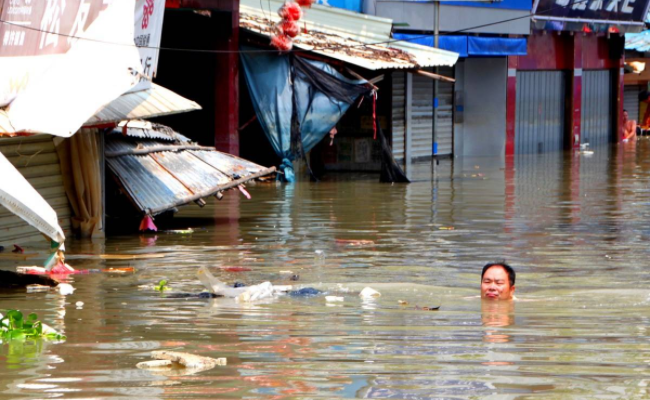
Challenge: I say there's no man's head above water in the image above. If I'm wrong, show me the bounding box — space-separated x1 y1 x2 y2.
481 262 516 300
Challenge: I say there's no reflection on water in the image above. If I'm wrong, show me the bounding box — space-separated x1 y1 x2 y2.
2 142 650 398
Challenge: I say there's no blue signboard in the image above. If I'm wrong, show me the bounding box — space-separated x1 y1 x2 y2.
316 0 362 12
443 0 531 11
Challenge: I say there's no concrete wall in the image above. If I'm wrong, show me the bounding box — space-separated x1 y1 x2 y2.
371 2 530 35
455 58 507 157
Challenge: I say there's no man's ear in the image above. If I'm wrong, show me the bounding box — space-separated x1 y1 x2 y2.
510 285 516 295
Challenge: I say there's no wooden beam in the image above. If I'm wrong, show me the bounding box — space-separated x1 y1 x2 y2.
105 144 215 157
413 69 455 83
144 167 277 215
345 67 379 90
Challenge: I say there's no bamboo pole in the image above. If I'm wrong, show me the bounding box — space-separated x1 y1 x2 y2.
105 144 214 157
144 167 277 216
413 69 455 83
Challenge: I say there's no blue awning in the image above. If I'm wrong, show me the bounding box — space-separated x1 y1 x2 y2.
468 36 527 56
392 34 527 57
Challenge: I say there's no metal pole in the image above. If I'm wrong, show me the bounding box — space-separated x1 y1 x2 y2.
432 1 440 178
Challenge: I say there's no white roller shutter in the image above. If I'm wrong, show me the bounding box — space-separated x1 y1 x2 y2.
0 135 71 247
411 71 434 159
391 71 406 161
515 71 566 154
624 85 641 123
436 66 454 156
581 70 612 148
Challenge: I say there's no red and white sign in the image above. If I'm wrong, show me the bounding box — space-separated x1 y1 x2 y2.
132 0 165 91
0 0 166 106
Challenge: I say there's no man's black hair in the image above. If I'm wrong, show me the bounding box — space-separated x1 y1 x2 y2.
481 262 516 287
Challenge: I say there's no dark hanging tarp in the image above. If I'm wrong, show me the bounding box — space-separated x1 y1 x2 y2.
241 48 408 183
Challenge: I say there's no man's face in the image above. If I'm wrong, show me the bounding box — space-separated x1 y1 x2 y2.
624 111 629 121
481 266 515 300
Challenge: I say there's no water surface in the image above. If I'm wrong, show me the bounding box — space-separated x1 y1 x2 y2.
1 141 650 399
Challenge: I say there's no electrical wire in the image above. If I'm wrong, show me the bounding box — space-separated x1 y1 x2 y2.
0 0 624 55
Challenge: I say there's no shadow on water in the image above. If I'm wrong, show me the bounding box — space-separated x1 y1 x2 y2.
2 141 650 398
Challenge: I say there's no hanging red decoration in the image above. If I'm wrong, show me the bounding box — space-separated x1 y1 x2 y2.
295 0 315 8
278 1 302 21
278 20 300 38
271 34 293 51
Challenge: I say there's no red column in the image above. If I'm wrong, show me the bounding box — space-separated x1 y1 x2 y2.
213 2 240 155
505 56 518 156
570 34 582 150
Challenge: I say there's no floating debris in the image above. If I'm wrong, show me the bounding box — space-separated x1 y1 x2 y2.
359 287 381 298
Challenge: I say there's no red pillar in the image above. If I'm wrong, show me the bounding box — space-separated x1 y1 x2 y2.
214 2 240 155
616 56 625 142
505 56 517 156
570 34 582 150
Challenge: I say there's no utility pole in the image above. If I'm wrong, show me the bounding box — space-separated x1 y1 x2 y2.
432 0 440 179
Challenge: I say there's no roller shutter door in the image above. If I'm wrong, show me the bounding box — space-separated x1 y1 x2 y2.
624 84 641 124
410 67 455 158
391 71 406 161
581 70 612 148
0 135 71 247
436 66 454 156
411 71 434 159
515 71 566 154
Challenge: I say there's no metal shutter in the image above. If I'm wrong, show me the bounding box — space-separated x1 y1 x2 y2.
581 70 612 148
624 84 641 124
0 135 71 247
515 71 566 154
411 71 434 159
436 66 454 156
391 71 406 161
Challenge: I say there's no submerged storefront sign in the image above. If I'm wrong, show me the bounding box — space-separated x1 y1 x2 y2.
0 0 166 137
534 0 650 23
0 0 164 107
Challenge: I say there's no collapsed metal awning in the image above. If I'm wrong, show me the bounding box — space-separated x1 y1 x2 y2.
239 0 459 71
0 151 65 245
84 83 201 128
105 121 275 216
0 83 201 137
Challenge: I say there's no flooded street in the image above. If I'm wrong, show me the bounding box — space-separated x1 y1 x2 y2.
2 141 650 399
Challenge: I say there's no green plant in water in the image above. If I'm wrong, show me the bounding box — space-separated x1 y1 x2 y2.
154 279 170 292
0 310 66 341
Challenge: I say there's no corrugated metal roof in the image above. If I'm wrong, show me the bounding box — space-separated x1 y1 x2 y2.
85 83 201 127
190 150 270 177
105 133 275 216
626 30 650 52
0 84 201 136
240 0 459 70
109 120 192 142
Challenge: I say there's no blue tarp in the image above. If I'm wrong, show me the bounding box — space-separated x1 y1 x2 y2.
444 0 531 10
392 33 526 57
315 0 362 12
393 33 468 57
241 49 367 182
468 36 527 56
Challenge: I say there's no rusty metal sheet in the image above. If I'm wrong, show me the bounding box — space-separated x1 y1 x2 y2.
189 150 266 177
239 0 458 70
106 155 194 214
150 151 231 193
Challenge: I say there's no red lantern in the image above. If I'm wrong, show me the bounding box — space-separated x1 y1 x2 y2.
278 1 302 21
278 20 300 38
271 34 293 51
296 0 315 8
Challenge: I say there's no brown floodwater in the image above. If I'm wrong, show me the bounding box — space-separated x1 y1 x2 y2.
1 140 650 399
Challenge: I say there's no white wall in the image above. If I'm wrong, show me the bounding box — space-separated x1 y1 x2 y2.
455 58 507 157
